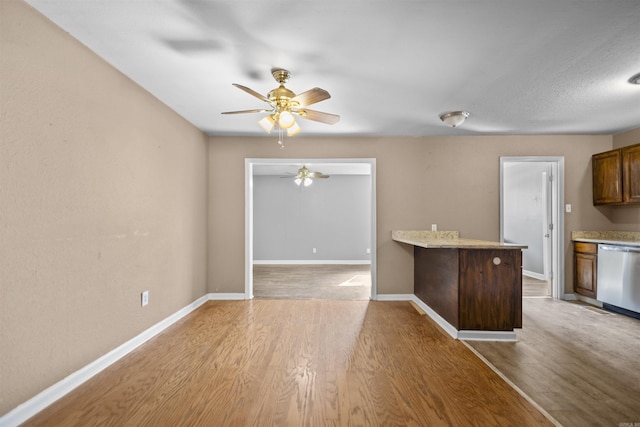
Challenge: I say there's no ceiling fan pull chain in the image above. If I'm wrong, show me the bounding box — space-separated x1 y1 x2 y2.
278 126 284 148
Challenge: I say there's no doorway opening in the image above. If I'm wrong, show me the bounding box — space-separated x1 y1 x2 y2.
500 157 565 300
245 158 377 300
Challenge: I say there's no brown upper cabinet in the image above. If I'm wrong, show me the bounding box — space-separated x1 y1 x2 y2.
622 143 640 204
593 143 640 205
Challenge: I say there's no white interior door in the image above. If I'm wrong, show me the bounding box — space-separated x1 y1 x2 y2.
500 157 565 299
541 166 553 281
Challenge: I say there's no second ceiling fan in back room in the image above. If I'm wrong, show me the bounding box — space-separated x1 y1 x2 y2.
281 165 330 187
222 68 340 147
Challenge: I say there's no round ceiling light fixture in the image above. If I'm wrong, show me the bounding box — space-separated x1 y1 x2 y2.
440 111 470 128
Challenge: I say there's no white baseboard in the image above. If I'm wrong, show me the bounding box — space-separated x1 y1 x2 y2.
208 293 246 300
457 330 517 341
0 293 245 427
374 293 413 301
406 295 517 342
408 296 460 339
252 260 371 265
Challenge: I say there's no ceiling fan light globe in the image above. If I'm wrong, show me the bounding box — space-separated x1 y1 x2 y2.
287 121 301 136
258 115 275 133
278 111 295 128
294 177 302 186
304 178 313 187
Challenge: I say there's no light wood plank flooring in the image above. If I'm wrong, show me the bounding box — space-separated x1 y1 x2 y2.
467 298 640 426
253 264 371 300
523 275 551 297
23 300 552 426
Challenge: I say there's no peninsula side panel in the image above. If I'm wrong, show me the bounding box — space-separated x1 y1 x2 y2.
414 247 459 328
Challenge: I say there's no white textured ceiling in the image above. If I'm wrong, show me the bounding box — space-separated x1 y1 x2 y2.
25 0 640 137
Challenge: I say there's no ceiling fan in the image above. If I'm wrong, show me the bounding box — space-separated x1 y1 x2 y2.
281 165 330 187
222 68 340 145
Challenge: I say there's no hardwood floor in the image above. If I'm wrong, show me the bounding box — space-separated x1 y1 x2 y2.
467 298 640 426
253 264 371 300
22 267 632 426
23 300 552 426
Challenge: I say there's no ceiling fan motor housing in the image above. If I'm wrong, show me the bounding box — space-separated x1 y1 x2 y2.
268 86 297 111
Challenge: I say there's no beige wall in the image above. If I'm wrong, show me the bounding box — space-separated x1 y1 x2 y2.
613 127 640 149
0 0 208 415
208 134 640 299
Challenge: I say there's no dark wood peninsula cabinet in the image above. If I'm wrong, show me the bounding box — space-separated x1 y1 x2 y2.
414 247 523 331
593 143 640 205
392 230 526 340
574 242 597 298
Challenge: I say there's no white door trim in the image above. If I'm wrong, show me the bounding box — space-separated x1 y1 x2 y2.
500 156 565 300
245 158 377 300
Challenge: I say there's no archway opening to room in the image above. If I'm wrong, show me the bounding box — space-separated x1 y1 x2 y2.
245 158 377 300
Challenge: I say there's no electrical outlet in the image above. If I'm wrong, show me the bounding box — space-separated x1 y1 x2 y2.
141 290 149 307
312 248 317 254
565 204 572 213
431 224 437 231
366 248 371 254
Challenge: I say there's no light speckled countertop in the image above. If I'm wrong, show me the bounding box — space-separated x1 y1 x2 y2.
392 230 528 250
571 231 640 248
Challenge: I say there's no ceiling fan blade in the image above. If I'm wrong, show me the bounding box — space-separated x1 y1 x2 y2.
309 173 330 178
297 109 340 125
221 109 271 115
291 88 331 107
232 83 271 104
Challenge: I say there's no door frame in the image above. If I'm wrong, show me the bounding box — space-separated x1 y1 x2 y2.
500 156 565 300
245 158 377 300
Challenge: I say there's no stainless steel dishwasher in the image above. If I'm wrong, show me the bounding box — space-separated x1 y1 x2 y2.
597 244 640 317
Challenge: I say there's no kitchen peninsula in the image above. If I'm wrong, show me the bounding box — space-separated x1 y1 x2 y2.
393 230 527 341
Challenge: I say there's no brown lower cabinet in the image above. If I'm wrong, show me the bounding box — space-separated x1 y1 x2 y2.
414 246 522 331
574 242 597 298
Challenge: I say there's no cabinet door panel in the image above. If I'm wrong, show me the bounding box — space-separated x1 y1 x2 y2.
574 253 597 298
592 150 622 205
622 144 640 204
459 249 522 330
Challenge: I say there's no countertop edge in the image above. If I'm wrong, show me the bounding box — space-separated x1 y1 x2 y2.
572 237 640 248
392 233 527 250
